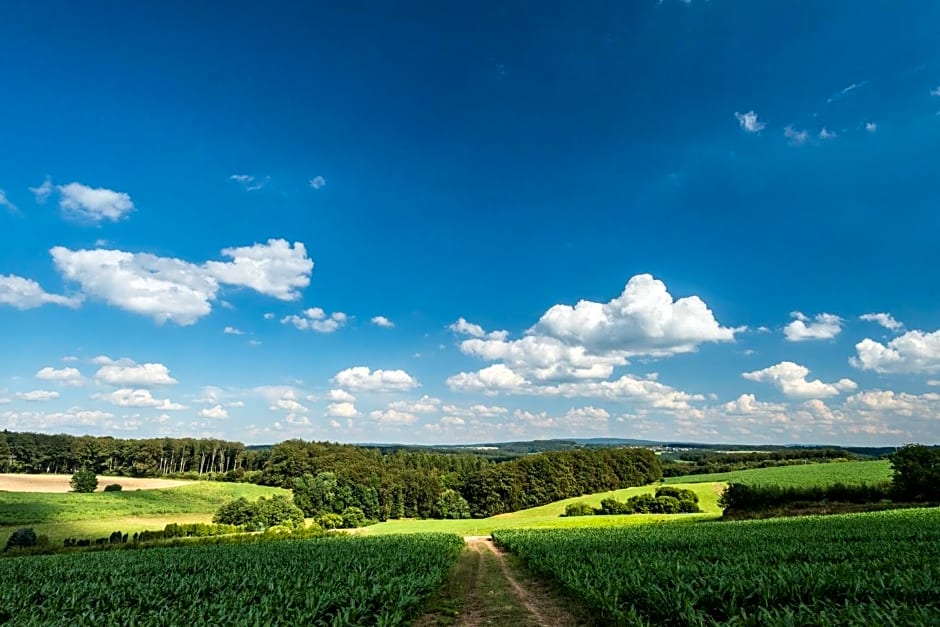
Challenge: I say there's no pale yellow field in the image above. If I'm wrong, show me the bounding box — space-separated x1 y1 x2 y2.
0 474 192 493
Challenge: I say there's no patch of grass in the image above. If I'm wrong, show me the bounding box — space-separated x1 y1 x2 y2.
0 482 286 526
364 482 722 536
663 459 892 488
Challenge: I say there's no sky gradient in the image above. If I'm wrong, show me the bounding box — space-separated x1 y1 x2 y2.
2 1 940 445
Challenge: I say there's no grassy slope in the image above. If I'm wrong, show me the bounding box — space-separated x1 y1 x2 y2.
663 459 892 487
0 482 286 543
364 482 723 536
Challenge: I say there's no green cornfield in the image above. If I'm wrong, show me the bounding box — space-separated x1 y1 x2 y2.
494 508 940 625
0 533 463 626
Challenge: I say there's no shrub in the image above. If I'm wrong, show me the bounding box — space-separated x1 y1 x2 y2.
564 502 595 517
317 513 344 530
4 528 37 552
103 484 123 492
656 486 698 503
340 506 367 529
214 495 304 530
625 494 657 514
70 468 98 493
654 496 681 514
436 489 471 519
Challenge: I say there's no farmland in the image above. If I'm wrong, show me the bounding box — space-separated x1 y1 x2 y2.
0 482 286 544
663 458 892 487
0 533 463 625
494 507 940 624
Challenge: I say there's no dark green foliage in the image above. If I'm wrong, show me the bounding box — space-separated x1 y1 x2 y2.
435 489 471 519
661 448 862 478
591 489 701 516
718 481 893 512
103 484 122 492
213 495 303 529
655 486 698 503
890 444 940 502
340 506 367 529
69 468 98 493
4 528 37 552
564 502 595 517
317 513 343 530
654 495 681 514
463 447 662 518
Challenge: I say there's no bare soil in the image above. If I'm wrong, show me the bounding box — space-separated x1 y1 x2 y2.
416 536 595 626
0 474 191 493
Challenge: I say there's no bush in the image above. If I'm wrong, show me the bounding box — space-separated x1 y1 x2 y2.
340 506 367 529
103 484 123 492
317 513 344 530
564 502 595 517
4 528 37 552
70 468 98 493
719 482 893 512
654 495 681 514
891 444 940 502
213 495 304 530
655 486 698 503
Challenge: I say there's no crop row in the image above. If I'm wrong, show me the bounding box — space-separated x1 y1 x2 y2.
0 533 464 626
493 507 940 625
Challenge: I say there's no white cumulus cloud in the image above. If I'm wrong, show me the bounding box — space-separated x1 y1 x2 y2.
784 312 842 342
332 366 418 392
282 307 347 333
743 361 857 398
0 275 82 310
36 367 85 387
388 395 441 414
198 405 229 419
326 402 359 418
94 388 185 410
735 110 766 133
852 329 940 374
369 408 417 425
859 313 903 331
15 390 60 402
95 362 177 386
57 182 135 223
371 315 395 328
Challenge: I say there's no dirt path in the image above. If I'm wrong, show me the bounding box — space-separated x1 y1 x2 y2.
0 474 192 493
415 536 592 626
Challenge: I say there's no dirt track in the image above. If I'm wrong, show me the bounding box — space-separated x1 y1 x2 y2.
0 474 191 493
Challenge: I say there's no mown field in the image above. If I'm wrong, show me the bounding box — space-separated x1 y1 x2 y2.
495 507 940 624
0 482 286 544
664 458 892 487
0 533 463 625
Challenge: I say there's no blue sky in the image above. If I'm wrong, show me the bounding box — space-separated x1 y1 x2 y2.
2 1 940 445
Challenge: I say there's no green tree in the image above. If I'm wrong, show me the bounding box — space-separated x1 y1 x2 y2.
891 444 940 501
340 506 367 529
435 488 471 519
69 468 98 493
4 528 37 552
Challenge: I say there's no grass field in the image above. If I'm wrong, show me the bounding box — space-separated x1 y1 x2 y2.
0 482 286 544
363 482 723 536
0 474 191 493
664 459 892 487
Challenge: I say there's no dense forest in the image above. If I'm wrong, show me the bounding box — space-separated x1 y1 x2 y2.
660 448 869 477
0 430 660 520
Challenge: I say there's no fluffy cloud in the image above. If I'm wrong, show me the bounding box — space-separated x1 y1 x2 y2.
441 403 509 418
852 329 940 373
456 275 736 381
743 361 857 398
449 318 508 341
327 389 356 403
720 393 787 415
859 313 903 331
15 390 60 401
282 308 347 332
326 402 359 418
0 275 82 309
198 405 229 419
446 364 527 394
332 367 418 392
371 316 394 328
93 389 185 410
51 239 313 325
57 182 134 222
369 408 417 425
388 395 441 414
223 326 244 335
784 312 842 342
204 240 312 301
95 362 177 386
734 110 766 133
35 367 85 387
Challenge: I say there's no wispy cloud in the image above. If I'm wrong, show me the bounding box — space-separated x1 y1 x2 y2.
818 127 837 140
230 174 270 192
865 122 877 133
784 125 809 146
826 80 868 104
310 176 326 190
29 178 53 204
734 110 765 133
0 190 18 214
